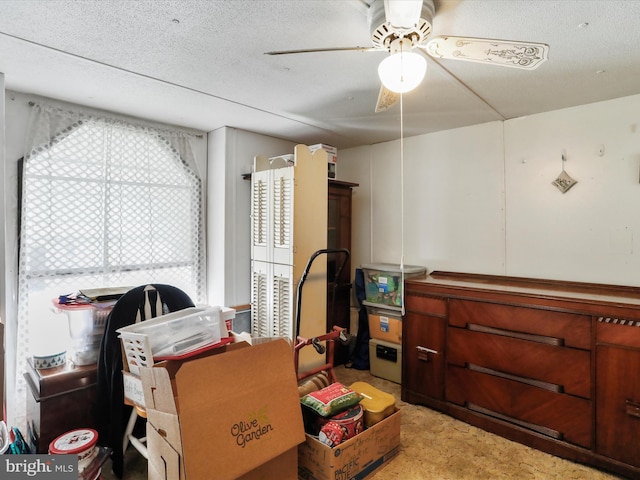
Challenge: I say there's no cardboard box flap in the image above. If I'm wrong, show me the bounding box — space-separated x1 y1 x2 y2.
147 422 182 480
177 338 305 479
141 367 179 415
146 408 183 455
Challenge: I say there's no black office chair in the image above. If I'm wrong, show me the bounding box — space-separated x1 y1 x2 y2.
95 284 195 478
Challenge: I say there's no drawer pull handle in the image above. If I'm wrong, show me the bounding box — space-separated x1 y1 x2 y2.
468 323 564 346
468 363 563 393
468 402 563 440
416 346 438 362
416 346 438 354
626 400 640 419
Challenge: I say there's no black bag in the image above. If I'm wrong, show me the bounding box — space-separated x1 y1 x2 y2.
348 269 370 370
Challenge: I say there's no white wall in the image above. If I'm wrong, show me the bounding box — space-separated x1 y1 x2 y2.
0 73 5 321
0 73 6 413
339 94 640 287
336 122 506 276
3 91 28 426
504 96 640 285
206 127 295 308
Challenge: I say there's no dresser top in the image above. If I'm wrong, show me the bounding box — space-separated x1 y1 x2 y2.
406 271 640 313
26 358 97 398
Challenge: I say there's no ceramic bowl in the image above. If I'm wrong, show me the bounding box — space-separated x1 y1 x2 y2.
32 351 66 370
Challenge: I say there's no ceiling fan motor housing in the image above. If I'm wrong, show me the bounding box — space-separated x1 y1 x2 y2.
369 0 434 51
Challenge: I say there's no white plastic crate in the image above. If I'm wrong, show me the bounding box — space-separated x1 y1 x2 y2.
118 306 234 375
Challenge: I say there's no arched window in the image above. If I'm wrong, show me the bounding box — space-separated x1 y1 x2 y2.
13 105 204 430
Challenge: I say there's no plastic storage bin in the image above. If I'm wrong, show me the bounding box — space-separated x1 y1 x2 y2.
361 263 426 308
118 306 234 374
367 306 402 344
369 338 402 384
349 382 396 428
53 301 113 366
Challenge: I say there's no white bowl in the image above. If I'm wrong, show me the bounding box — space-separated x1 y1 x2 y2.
32 351 66 370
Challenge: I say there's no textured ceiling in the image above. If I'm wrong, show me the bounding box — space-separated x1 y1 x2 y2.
1 0 640 149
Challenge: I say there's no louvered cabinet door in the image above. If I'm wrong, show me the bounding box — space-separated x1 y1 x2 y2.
271 263 293 338
250 260 294 340
271 166 294 266
250 260 270 338
251 170 269 263
250 146 325 347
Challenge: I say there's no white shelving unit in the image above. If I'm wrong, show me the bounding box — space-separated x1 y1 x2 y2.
250 145 328 371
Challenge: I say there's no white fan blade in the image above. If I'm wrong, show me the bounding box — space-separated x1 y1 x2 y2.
425 36 549 70
375 84 400 112
384 0 423 29
265 46 379 55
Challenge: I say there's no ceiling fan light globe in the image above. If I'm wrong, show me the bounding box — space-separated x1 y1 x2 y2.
378 50 427 93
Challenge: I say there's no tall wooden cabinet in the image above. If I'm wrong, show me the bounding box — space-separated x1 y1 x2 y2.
403 271 640 479
327 180 357 365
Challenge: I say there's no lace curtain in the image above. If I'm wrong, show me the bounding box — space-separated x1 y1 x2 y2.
9 102 205 431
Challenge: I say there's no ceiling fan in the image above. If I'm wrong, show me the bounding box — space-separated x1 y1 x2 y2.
265 0 549 112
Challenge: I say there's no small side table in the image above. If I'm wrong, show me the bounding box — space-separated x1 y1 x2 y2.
24 358 98 453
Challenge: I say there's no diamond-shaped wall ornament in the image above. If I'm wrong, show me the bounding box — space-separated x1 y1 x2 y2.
552 152 578 193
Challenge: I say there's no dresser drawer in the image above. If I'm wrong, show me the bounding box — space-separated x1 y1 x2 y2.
447 365 592 448
449 299 591 350
448 327 591 398
405 294 447 316
596 317 640 348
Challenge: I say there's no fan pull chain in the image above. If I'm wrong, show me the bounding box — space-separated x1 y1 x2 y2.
400 91 406 316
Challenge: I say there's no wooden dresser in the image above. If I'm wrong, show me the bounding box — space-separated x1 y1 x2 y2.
403 271 640 479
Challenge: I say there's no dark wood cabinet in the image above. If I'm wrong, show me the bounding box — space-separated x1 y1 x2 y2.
403 271 640 479
24 359 98 453
596 319 640 469
327 180 357 365
403 294 446 402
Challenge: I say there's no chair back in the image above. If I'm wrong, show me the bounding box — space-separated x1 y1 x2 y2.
95 284 194 478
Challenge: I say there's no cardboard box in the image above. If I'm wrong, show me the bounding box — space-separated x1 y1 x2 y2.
298 408 401 480
238 447 298 480
148 424 297 480
308 143 337 178
367 307 402 344
369 339 402 384
141 338 305 480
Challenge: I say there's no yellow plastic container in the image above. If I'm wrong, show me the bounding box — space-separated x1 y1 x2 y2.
350 381 396 428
